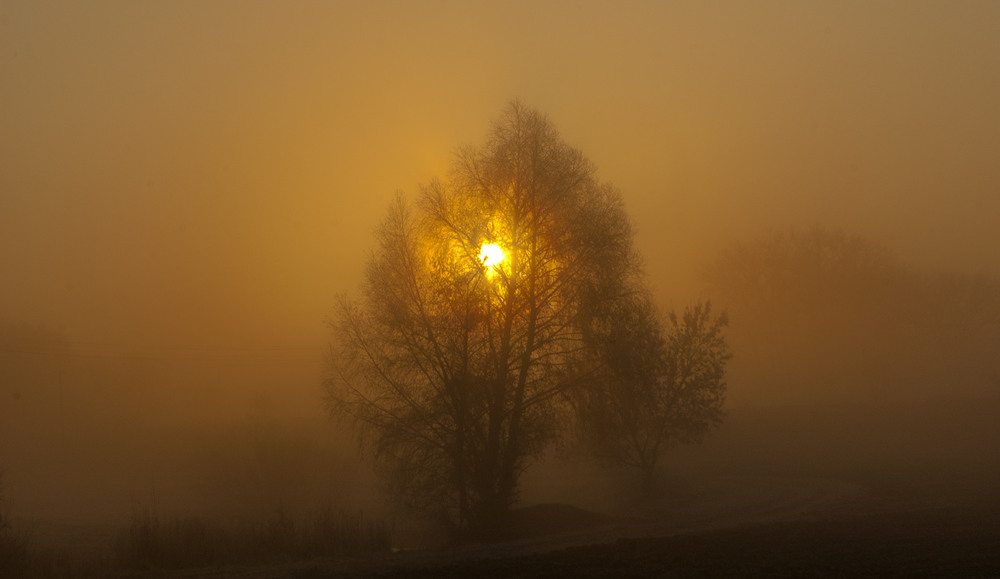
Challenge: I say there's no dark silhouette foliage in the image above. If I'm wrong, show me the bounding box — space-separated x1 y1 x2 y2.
114 503 390 569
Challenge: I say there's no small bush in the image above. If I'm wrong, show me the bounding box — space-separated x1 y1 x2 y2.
115 503 391 570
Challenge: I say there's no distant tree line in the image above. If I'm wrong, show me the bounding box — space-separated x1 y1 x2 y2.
703 226 1000 406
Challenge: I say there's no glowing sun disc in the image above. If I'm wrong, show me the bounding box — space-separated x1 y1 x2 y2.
479 243 505 268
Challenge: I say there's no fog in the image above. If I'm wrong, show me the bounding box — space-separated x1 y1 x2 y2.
1 0 999 564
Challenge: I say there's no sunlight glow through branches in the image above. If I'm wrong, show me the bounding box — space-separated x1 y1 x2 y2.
479 243 505 271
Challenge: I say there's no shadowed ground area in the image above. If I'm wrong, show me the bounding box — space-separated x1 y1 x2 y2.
506 504 614 541
13 401 1000 577
133 500 1000 578
124 469 1000 578
337 505 1000 578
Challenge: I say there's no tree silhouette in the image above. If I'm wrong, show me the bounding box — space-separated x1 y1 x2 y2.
575 299 730 490
325 102 648 536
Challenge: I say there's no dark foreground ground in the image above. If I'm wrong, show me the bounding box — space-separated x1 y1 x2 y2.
344 505 1000 578
133 501 1000 579
18 401 1000 578
149 400 1000 578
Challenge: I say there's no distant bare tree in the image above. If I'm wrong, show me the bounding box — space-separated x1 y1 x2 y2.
325 102 648 537
575 299 730 489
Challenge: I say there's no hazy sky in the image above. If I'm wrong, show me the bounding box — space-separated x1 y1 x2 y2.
3 0 998 359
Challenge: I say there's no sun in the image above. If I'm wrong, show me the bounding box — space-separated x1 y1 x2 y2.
479 243 505 270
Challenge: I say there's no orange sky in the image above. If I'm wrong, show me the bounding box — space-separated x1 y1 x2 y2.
2 0 998 362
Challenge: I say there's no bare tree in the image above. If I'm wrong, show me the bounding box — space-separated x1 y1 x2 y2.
325 102 645 536
575 299 730 490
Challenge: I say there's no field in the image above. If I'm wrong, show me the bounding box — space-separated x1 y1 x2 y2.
8 400 1000 577
127 473 1000 578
